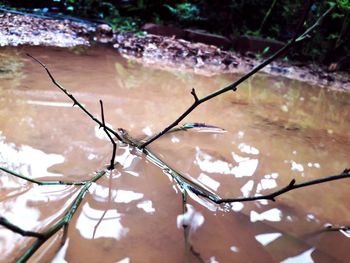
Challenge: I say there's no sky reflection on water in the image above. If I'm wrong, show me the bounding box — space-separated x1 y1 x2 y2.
0 46 349 262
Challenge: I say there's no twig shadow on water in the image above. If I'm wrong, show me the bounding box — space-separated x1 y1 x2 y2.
181 190 206 263
92 170 115 239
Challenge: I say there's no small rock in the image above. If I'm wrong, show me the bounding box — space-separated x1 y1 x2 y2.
96 24 113 37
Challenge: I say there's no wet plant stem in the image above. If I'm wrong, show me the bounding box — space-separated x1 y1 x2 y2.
99 100 117 170
140 4 335 148
257 0 278 34
16 170 105 263
0 165 106 262
0 166 85 185
0 217 44 238
217 169 350 204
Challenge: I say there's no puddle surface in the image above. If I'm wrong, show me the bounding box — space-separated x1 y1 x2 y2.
0 46 349 262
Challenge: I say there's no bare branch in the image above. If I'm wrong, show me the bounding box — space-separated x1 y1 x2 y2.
26 54 123 142
99 100 117 170
140 4 335 148
0 217 44 238
323 225 350 238
214 168 350 204
9 5 341 262
324 225 350 233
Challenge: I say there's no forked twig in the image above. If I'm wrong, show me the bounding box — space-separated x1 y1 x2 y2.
0 217 44 238
26 54 123 142
7 4 344 262
217 168 350 203
0 165 107 261
140 3 335 148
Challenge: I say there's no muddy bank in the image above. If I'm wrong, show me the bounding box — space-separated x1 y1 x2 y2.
114 33 350 92
0 11 349 91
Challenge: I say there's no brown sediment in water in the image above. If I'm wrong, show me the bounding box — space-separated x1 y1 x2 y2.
0 46 349 262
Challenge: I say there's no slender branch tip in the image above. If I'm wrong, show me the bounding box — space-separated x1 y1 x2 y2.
191 88 199 102
289 179 296 186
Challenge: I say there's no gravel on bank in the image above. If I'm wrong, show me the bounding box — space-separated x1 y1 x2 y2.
0 12 92 47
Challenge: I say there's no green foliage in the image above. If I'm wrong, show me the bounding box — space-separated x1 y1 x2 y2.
61 0 119 19
108 16 141 33
164 3 200 22
255 46 270 60
245 30 260 37
153 14 162 24
336 0 350 11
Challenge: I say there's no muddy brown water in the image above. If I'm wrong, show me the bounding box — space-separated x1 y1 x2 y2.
0 46 349 262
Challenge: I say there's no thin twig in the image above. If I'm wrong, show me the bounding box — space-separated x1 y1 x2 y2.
302 224 350 240
140 4 335 148
0 217 44 238
320 224 350 234
217 168 350 204
325 225 350 237
0 166 85 185
121 130 350 204
190 88 199 102
257 0 278 34
10 5 341 262
17 170 106 263
99 100 117 170
26 54 123 142
120 129 218 201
